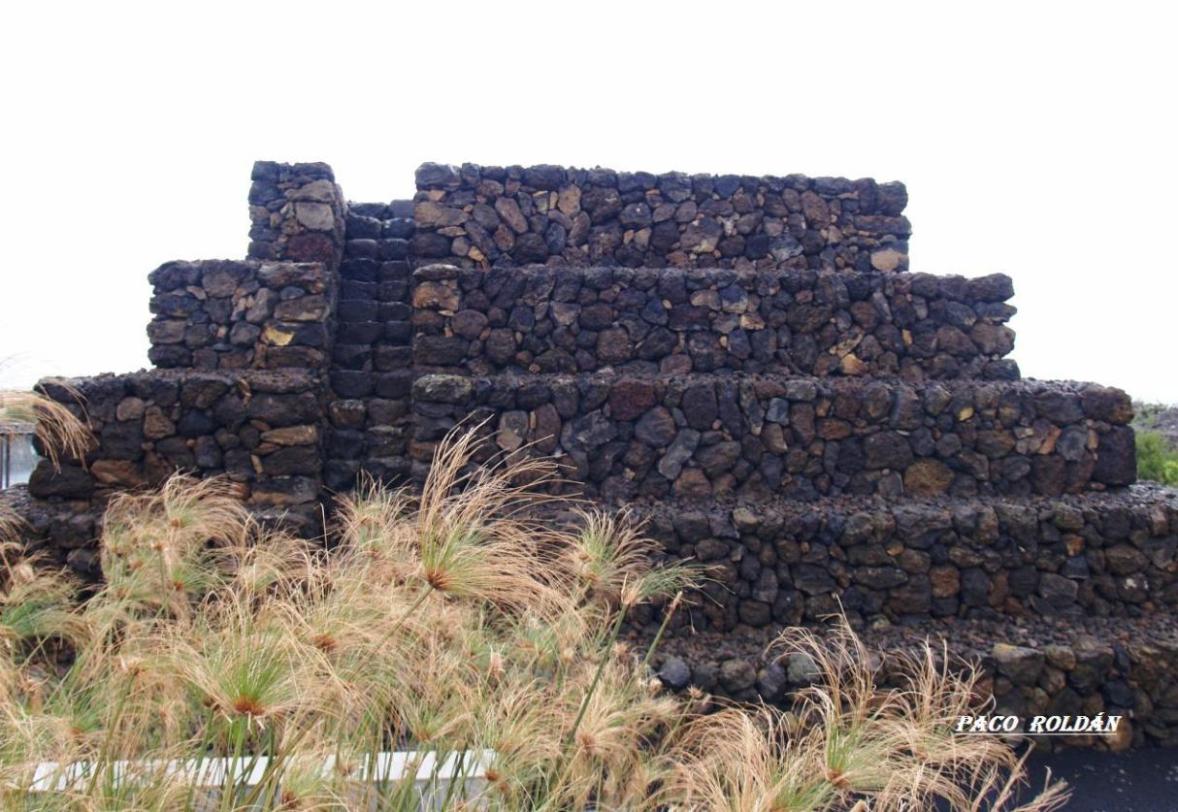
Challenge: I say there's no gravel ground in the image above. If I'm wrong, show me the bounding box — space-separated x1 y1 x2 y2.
1027 747 1178 811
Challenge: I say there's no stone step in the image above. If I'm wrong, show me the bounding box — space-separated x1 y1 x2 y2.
410 264 1017 381
332 256 412 387
409 162 909 272
634 611 1178 749
347 199 414 223
410 372 1136 502
28 369 327 507
615 486 1178 632
147 259 335 371
344 199 413 262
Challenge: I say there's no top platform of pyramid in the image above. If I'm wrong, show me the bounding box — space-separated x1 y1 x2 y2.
406 162 909 273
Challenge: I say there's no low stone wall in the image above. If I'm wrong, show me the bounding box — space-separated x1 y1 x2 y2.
0 486 106 576
626 486 1178 631
411 265 1018 380
411 163 909 271
642 614 1178 749
148 260 336 371
411 373 1136 502
27 370 326 521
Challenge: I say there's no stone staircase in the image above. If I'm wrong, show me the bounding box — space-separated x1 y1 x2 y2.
10 160 1178 749
323 199 416 491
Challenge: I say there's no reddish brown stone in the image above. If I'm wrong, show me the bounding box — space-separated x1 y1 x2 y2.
284 232 336 264
609 379 657 421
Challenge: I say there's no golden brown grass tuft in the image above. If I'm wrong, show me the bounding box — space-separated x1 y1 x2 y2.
0 386 95 472
0 425 1069 810
0 503 24 572
661 617 1071 811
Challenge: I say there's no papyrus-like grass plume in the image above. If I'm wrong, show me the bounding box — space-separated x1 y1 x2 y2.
0 425 1068 810
661 617 1070 812
0 385 95 472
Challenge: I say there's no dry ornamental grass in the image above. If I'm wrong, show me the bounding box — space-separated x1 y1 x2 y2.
0 418 1069 810
0 387 94 473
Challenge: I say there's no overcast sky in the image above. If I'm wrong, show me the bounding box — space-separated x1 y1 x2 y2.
2 2 1176 401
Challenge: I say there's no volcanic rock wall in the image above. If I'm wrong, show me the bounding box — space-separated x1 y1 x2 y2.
147 260 336 371
410 265 1019 381
22 369 326 574
410 163 910 271
631 489 1178 631
22 163 350 566
410 373 1135 502
14 160 1178 749
247 161 347 266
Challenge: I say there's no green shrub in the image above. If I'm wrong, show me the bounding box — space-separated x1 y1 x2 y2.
1136 430 1178 485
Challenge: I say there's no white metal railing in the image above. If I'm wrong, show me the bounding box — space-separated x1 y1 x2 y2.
24 749 495 810
1 428 37 489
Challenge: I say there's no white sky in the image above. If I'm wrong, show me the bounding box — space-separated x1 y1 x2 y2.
2 2 1176 401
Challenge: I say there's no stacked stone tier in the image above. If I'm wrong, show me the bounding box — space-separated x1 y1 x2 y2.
410 372 1136 502
411 162 910 272
27 369 326 518
147 260 337 371
634 612 1178 749
608 487 1178 631
410 264 1018 381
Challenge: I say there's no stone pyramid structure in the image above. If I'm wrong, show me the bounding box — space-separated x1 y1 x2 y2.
12 161 1178 749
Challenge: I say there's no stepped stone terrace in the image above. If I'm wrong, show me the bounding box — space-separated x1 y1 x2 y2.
6 161 1177 751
